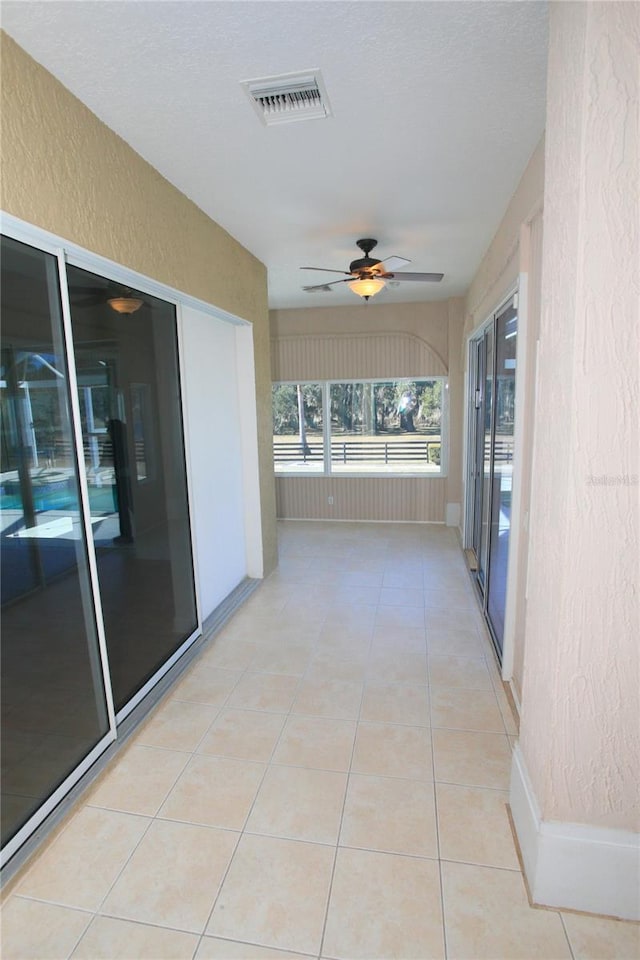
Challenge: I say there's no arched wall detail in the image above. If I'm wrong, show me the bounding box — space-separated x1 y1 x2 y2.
271 330 448 382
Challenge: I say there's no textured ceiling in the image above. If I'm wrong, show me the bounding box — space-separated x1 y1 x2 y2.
1 1 548 309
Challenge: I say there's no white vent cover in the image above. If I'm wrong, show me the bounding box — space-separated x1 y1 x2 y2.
242 71 332 126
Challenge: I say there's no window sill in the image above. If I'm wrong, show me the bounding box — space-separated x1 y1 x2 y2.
274 471 447 480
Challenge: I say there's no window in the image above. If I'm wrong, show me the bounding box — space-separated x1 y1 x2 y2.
272 378 446 476
272 383 324 473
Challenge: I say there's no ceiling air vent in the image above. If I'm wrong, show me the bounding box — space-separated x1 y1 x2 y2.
242 71 332 126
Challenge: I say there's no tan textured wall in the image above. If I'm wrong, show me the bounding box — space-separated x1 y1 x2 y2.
0 33 277 573
520 1 639 831
270 301 453 522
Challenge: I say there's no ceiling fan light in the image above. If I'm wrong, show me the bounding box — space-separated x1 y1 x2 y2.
348 277 386 301
107 296 144 314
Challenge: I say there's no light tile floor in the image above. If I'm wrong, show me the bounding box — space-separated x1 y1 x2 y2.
2 522 638 959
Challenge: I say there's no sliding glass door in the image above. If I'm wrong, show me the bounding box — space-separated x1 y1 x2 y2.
1 234 199 864
67 265 198 714
1 238 111 851
477 325 494 591
467 295 518 659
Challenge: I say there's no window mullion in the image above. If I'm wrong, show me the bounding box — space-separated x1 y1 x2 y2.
323 382 332 476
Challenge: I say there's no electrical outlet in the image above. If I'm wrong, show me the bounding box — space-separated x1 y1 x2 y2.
328 496 334 505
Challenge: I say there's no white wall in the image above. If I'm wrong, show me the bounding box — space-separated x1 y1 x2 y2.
180 305 248 620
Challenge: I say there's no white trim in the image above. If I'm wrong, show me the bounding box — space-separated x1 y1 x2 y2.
275 471 446 480
321 383 331 473
175 302 205 634
501 272 528 682
510 745 640 921
1 212 249 328
56 251 118 734
235 324 264 579
508 679 522 717
461 344 472 546
276 517 445 525
1 214 64 258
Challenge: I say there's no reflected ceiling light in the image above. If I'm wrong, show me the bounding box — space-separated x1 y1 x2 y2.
348 277 386 301
107 296 144 314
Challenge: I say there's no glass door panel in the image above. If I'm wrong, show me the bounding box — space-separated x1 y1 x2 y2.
66 265 198 713
477 324 494 591
470 338 485 561
1 237 110 848
487 303 518 652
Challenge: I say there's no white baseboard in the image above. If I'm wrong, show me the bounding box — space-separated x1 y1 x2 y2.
508 680 522 717
445 502 461 527
510 745 640 920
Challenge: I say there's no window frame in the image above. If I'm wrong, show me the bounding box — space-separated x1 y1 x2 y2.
272 376 449 479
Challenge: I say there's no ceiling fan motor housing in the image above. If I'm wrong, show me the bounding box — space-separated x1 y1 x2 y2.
349 255 382 275
350 238 382 275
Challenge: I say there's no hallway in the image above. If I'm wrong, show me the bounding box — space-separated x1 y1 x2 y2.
1 522 637 959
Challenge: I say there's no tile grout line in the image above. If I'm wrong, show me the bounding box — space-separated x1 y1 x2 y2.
88 655 251 956
197 612 323 953
316 603 372 960
559 911 577 960
7 525 548 959
427 621 450 960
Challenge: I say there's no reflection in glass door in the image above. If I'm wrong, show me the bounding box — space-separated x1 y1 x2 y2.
0 237 112 853
477 324 494 592
1 232 201 866
470 339 485 563
67 265 198 714
467 295 518 660
487 304 517 647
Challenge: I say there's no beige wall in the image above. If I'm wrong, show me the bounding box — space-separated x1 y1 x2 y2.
271 301 449 374
270 300 463 523
519 1 639 833
276 476 446 524
465 137 545 342
446 298 465 509
0 32 277 573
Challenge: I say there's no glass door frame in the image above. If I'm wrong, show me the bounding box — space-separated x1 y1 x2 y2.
0 213 207 867
63 256 203 724
0 231 117 869
464 287 518 665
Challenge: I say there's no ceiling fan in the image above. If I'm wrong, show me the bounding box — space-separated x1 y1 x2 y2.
70 282 148 314
301 238 444 301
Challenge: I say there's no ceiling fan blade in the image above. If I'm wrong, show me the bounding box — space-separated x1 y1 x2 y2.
379 256 411 272
300 267 352 275
382 271 444 282
303 278 351 292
